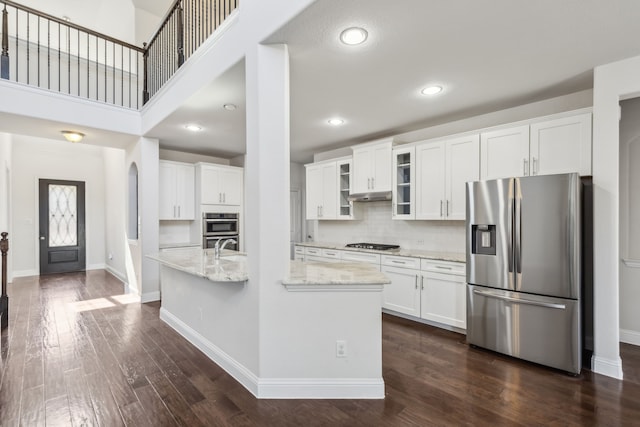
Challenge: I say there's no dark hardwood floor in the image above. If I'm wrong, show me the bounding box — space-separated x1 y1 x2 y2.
1 270 640 426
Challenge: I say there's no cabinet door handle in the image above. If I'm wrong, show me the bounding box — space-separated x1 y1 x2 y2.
523 158 529 176
435 265 452 270
415 275 418 289
440 200 443 217
224 193 226 203
446 200 450 217
391 260 406 265
178 206 181 217
173 205 176 218
372 177 375 189
219 193 222 203
421 276 424 290
532 157 538 175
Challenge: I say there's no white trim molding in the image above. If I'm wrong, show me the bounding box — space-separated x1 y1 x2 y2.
12 269 38 278
141 291 161 303
620 329 640 346
160 307 386 399
591 355 623 380
105 265 128 285
622 258 640 268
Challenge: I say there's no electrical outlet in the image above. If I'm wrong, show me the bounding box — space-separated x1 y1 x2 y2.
108 252 113 260
336 340 347 358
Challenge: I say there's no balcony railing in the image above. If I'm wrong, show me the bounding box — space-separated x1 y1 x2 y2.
0 0 239 109
143 0 239 103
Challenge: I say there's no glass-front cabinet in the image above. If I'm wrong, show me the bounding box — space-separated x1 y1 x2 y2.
337 159 353 219
392 145 415 219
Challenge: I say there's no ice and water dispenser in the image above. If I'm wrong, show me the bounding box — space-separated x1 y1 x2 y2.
471 224 496 255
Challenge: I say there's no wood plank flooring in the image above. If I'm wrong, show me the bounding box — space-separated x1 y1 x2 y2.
1 270 639 426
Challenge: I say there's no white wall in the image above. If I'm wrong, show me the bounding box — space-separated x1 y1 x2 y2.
15 0 137 44
159 149 230 165
11 135 108 277
619 97 640 345
103 148 128 282
592 54 640 379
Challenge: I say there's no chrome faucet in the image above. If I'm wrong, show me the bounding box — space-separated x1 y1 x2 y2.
214 238 237 259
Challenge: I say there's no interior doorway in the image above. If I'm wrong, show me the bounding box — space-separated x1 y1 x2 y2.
38 179 86 274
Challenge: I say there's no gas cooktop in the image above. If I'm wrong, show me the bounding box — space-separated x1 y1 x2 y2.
345 243 400 251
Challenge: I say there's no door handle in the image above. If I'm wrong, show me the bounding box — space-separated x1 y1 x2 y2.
372 177 375 189
446 200 450 217
415 275 418 289
440 200 443 217
178 206 181 217
40 236 45 241
421 276 424 290
367 178 371 190
532 157 538 175
523 158 529 176
223 193 226 203
472 289 566 310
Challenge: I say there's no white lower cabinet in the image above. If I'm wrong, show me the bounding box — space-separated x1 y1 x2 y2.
382 255 466 330
420 270 466 330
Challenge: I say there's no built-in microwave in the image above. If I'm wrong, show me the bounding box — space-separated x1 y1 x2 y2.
202 213 239 249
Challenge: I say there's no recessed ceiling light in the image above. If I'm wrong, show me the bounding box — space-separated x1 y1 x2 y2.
328 118 345 126
340 27 368 45
223 103 237 111
185 124 202 132
421 85 443 96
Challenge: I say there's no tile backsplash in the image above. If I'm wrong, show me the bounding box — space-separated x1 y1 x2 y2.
314 201 465 253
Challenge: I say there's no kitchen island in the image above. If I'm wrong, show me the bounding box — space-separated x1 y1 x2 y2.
148 247 390 399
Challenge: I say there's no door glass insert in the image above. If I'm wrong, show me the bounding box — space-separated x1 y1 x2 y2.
339 162 351 216
49 184 78 247
396 152 411 215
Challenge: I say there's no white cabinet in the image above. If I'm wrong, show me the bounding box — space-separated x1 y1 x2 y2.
352 139 392 194
381 255 421 316
530 113 592 176
294 245 305 261
480 125 529 180
480 112 592 180
305 161 337 220
382 255 466 330
420 260 466 330
159 160 195 220
392 146 415 219
197 163 243 206
416 134 479 220
305 157 355 220
302 246 342 263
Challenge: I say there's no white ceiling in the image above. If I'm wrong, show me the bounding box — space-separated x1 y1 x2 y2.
150 0 640 163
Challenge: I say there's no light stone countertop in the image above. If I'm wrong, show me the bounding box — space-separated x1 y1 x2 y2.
295 242 466 263
148 248 248 282
159 242 202 250
148 247 391 289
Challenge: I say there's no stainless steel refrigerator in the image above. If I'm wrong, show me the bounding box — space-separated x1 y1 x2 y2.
466 173 581 374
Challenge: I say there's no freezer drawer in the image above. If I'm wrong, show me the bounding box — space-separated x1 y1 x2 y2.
466 284 581 374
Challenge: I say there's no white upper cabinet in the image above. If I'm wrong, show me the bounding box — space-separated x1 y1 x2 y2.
198 164 244 206
416 134 479 220
480 125 530 180
337 159 354 219
480 111 593 180
446 135 480 220
416 141 446 220
530 113 592 176
159 160 195 220
305 160 338 220
352 139 392 193
392 146 415 219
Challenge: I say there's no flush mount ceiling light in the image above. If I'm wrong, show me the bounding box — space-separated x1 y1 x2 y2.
328 118 345 126
421 85 443 96
340 27 368 45
223 103 237 111
61 130 84 143
185 124 202 132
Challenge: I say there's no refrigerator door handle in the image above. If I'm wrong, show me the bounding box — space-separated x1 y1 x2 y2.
507 179 514 274
472 289 566 310
515 178 522 277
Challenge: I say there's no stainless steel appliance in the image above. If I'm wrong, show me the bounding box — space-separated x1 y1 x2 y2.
466 173 581 374
345 243 400 250
202 213 239 250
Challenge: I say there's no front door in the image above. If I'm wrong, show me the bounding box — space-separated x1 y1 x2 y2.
39 179 86 274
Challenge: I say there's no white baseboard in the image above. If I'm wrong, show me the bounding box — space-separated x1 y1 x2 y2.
257 378 385 399
87 263 107 271
105 265 127 284
12 269 38 278
141 291 161 303
160 307 260 396
591 355 624 380
160 307 385 399
620 329 640 346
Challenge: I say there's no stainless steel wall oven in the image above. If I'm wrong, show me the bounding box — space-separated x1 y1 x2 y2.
202 213 239 250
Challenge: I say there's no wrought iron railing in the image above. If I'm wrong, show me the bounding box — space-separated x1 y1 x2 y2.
0 0 144 108
0 0 239 108
143 0 239 103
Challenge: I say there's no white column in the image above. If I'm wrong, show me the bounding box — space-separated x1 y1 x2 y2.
592 54 640 379
244 43 291 377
